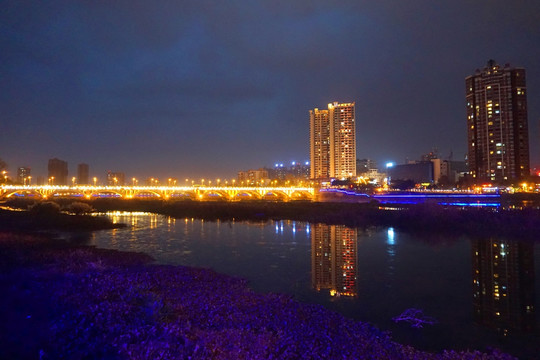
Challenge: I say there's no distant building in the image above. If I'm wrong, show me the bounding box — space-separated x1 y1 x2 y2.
48 158 68 185
17 167 31 185
267 161 310 184
77 163 89 185
290 161 310 180
356 159 377 176
238 168 268 186
310 102 356 180
388 161 434 185
272 163 288 181
466 60 530 183
107 171 125 186
440 160 468 184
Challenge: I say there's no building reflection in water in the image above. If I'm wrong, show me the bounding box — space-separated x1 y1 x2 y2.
471 238 535 335
311 224 357 297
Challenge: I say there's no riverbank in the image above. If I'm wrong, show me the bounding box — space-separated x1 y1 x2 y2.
0 205 124 232
6 198 540 241
0 231 515 359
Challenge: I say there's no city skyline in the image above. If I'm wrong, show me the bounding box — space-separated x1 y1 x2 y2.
2 1 540 180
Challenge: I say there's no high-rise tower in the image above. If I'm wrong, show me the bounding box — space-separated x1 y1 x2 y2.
48 158 68 185
309 108 330 179
309 102 356 180
329 102 356 179
466 60 529 183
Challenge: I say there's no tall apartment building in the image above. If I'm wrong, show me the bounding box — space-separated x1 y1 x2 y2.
310 102 356 180
309 108 330 179
466 60 530 183
48 158 68 185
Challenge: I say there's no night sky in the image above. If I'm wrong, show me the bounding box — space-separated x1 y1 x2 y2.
2 1 540 181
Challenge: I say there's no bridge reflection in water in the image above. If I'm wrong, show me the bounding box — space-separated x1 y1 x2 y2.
0 185 315 202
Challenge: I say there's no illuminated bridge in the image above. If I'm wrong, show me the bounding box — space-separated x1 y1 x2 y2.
0 185 315 202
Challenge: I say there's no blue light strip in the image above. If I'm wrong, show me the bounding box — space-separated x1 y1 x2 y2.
373 194 500 199
320 189 371 198
320 188 501 206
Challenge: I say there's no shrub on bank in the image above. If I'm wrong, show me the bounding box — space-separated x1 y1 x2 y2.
28 201 61 216
63 201 94 215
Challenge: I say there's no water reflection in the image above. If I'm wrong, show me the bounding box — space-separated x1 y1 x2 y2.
86 213 539 357
471 238 536 334
311 224 357 297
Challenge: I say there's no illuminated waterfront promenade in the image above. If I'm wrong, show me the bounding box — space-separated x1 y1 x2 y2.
0 185 315 201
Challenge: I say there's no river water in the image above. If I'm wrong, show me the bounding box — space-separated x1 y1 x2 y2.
87 212 540 358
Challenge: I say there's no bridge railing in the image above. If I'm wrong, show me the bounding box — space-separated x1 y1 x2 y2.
0 185 316 202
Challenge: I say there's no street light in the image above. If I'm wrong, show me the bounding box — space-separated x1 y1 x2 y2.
72 177 77 186
49 176 55 185
93 177 97 186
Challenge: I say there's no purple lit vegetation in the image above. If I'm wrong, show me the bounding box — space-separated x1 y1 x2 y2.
0 232 516 359
393 309 438 328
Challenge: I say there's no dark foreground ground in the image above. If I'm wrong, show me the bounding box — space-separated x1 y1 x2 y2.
0 230 517 360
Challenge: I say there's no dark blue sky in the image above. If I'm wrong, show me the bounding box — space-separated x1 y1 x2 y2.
2 1 540 181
